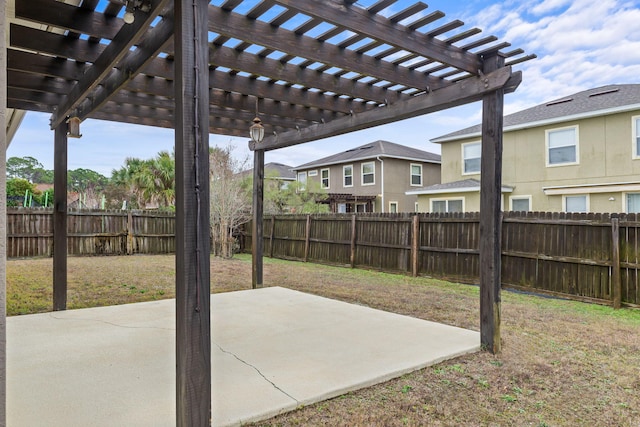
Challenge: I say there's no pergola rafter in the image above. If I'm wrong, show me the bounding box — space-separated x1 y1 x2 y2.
3 0 536 425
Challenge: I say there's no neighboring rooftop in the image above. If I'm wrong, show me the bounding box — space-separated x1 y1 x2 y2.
294 140 441 170
239 163 296 180
432 84 640 143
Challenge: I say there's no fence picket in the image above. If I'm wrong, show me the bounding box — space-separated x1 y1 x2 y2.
7 209 640 307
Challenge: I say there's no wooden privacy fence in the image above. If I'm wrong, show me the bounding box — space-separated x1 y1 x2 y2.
6 208 175 257
245 212 640 308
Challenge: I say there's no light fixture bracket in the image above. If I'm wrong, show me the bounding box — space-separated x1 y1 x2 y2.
120 0 152 24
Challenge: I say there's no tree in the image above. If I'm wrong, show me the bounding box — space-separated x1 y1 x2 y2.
143 151 175 209
6 156 53 183
6 178 39 207
209 146 251 258
109 157 148 209
68 168 109 208
258 172 329 214
108 152 175 210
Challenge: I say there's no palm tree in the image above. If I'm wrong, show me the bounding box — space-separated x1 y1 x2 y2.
109 152 175 209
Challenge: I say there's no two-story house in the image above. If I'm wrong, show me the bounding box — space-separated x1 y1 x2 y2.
294 140 441 213
407 84 640 214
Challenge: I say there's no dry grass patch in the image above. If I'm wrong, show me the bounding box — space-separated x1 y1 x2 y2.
6 254 640 426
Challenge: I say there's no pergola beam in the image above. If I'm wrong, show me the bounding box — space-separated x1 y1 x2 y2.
208 7 449 92
272 0 480 74
71 4 175 123
207 45 409 105
50 0 171 128
251 66 520 151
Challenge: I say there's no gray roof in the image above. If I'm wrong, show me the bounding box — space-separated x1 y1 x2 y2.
264 163 296 180
406 178 513 195
432 84 640 143
239 162 295 180
294 140 441 170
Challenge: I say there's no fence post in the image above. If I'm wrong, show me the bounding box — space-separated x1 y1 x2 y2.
269 216 275 258
611 216 621 309
304 215 312 262
350 214 357 268
127 211 133 255
411 214 419 277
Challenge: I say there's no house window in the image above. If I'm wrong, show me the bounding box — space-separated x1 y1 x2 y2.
389 202 398 213
415 202 419 212
563 194 588 213
361 162 375 185
343 165 353 187
410 164 422 186
633 116 640 158
462 142 481 174
509 196 531 212
431 198 463 213
547 126 578 166
297 171 307 191
308 170 318 177
356 203 368 213
320 168 330 189
626 193 640 213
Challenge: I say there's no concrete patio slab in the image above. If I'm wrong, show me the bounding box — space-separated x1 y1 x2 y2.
7 287 479 426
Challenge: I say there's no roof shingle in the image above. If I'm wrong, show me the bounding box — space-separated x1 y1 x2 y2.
432 84 640 143
294 140 441 170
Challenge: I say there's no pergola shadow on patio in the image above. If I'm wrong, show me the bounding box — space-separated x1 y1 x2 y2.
1 0 534 425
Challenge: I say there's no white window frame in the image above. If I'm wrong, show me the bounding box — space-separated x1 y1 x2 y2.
633 115 640 159
361 161 375 186
389 201 398 213
509 195 532 212
415 202 420 212
308 170 318 177
297 171 307 191
410 163 423 186
343 165 353 188
430 197 465 213
562 194 589 213
624 192 640 213
320 168 330 189
546 125 579 167
462 141 481 175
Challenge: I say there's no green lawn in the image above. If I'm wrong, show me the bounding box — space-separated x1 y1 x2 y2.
7 254 640 426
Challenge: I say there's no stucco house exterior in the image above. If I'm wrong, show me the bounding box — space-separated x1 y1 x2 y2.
408 84 640 213
294 140 441 213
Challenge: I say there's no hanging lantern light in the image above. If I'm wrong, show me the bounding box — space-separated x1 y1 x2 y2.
249 117 264 144
67 117 82 138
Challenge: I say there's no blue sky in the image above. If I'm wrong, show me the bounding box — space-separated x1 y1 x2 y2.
7 0 640 176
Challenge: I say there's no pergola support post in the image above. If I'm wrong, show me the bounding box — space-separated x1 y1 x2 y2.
174 0 211 425
0 1 7 420
53 121 68 311
479 52 505 354
252 148 265 289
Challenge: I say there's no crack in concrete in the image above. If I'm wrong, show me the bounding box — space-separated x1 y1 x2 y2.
213 340 299 404
47 313 174 331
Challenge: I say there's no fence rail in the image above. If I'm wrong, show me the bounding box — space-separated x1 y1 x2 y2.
6 208 175 257
245 212 640 308
7 209 640 307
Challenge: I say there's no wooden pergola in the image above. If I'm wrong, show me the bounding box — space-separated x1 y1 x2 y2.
2 0 534 424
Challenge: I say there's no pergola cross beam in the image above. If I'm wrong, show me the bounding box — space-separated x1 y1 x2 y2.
49 0 171 129
250 67 521 151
